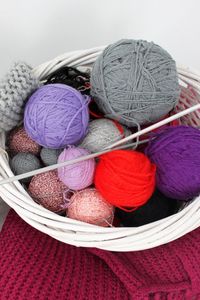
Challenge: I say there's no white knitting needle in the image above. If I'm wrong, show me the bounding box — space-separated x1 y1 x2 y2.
0 103 200 185
0 139 148 185
105 105 200 150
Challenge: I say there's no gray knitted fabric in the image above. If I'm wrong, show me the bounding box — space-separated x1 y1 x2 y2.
40 148 62 166
11 152 41 183
0 62 39 132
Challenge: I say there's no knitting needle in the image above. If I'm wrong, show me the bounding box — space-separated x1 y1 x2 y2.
0 103 200 185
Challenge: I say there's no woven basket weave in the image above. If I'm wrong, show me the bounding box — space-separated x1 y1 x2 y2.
0 46 200 252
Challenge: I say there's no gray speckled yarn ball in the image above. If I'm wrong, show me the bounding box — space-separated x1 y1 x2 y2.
0 62 39 132
11 153 41 183
91 39 180 127
40 148 62 166
79 118 131 153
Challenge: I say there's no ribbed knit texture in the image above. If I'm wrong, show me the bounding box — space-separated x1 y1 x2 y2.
1 210 200 300
0 62 39 132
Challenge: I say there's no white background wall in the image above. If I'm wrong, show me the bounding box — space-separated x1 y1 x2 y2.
0 0 199 76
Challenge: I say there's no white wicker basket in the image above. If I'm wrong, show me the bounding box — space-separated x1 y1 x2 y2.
1 46 200 252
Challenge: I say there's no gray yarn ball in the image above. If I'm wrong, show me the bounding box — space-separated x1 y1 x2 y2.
91 39 180 127
0 62 39 132
40 148 62 166
79 118 131 153
11 153 41 183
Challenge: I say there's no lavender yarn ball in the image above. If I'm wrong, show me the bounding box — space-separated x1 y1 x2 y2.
79 118 131 153
40 148 62 166
24 84 90 149
58 146 95 190
11 153 41 183
146 126 200 200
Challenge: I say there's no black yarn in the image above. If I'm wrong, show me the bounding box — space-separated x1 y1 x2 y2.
45 66 90 95
116 189 182 227
45 66 106 119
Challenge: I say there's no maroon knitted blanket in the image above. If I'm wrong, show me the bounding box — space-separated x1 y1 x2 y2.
1 210 200 300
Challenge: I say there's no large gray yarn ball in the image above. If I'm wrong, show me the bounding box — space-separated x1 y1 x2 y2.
40 148 62 166
0 62 39 132
11 153 41 183
79 118 131 153
91 39 180 127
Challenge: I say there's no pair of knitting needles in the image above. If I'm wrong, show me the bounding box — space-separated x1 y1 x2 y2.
0 103 200 186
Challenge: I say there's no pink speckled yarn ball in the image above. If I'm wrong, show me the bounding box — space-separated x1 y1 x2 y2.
9 126 41 155
29 171 67 212
67 188 114 227
58 146 95 190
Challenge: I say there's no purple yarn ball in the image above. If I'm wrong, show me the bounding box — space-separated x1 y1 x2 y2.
24 84 90 149
146 126 200 201
58 146 95 190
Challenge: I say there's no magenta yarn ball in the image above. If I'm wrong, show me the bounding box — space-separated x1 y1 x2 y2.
28 171 67 212
24 84 90 149
67 188 114 226
58 146 95 190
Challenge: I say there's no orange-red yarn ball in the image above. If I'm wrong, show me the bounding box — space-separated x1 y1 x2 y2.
94 150 156 211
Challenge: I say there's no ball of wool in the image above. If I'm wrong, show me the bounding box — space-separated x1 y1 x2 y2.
132 114 179 152
146 125 200 200
79 118 131 153
91 39 180 127
11 153 41 183
8 126 41 155
116 189 181 227
40 148 62 166
94 150 156 210
0 62 39 132
58 146 95 190
28 171 67 212
175 85 200 127
67 188 114 226
24 84 90 149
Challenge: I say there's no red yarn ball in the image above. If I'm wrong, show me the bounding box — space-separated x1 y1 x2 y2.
94 150 156 211
9 126 41 155
29 171 67 212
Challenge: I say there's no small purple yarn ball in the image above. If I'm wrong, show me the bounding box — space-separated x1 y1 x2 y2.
146 125 200 201
58 146 95 190
24 84 90 149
